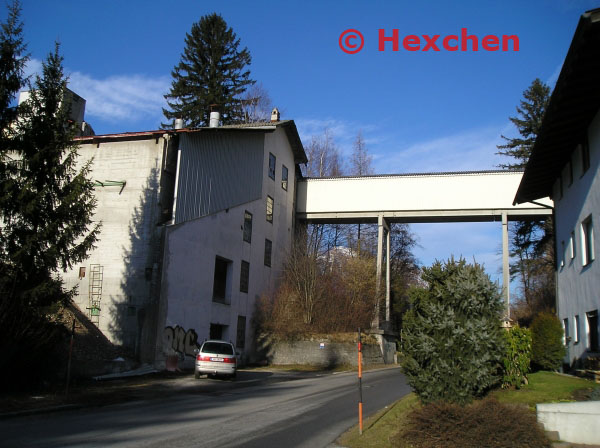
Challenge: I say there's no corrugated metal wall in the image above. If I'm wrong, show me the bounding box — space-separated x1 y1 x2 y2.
174 131 264 224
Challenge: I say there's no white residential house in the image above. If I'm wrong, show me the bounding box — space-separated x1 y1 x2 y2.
514 7 600 367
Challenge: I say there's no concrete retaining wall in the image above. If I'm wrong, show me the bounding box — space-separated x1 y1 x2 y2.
263 339 387 367
537 401 600 444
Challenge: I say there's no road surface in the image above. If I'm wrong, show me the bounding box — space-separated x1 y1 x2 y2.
0 367 410 448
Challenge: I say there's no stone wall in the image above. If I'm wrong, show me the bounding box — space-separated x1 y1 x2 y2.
261 338 388 367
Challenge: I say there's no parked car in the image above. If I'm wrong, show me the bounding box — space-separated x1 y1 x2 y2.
195 340 237 379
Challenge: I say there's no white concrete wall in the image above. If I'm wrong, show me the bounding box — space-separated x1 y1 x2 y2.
538 401 600 444
158 127 297 366
62 135 175 360
554 108 600 366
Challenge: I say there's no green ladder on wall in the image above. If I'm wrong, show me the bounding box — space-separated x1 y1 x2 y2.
88 264 103 325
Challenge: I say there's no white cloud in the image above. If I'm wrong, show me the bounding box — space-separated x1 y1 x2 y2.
378 126 507 174
22 58 170 127
68 71 170 124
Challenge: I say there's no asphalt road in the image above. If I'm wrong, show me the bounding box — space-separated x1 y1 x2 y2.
0 367 410 448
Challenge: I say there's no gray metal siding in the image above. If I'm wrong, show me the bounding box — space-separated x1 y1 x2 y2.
175 132 264 224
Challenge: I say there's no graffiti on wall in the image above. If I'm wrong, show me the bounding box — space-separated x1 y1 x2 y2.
163 326 199 357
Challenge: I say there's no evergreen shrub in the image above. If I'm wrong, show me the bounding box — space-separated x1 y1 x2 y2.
501 326 532 388
402 258 504 404
530 312 565 371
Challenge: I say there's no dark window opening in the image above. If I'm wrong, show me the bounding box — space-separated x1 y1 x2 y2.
237 316 246 349
209 323 226 340
582 139 590 174
567 160 573 186
243 211 252 243
79 266 86 279
266 196 274 223
213 257 231 302
264 239 272 267
240 260 249 293
282 165 288 191
582 215 594 266
587 310 598 352
269 153 276 180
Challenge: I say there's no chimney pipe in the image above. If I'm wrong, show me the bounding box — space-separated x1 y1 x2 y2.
174 118 184 130
209 111 220 128
271 107 280 122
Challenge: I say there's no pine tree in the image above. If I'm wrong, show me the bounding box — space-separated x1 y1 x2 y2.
496 78 550 169
1 43 100 308
162 13 254 128
402 258 504 404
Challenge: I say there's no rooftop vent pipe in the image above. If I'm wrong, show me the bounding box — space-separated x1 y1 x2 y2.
209 111 220 128
174 118 184 129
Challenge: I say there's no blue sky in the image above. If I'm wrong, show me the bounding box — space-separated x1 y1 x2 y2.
13 0 598 295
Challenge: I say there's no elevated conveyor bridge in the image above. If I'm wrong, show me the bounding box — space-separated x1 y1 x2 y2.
296 170 553 327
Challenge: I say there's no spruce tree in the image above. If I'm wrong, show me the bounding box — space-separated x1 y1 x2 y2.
402 258 504 405
0 0 26 138
1 43 100 308
496 78 551 169
496 79 554 319
162 13 254 128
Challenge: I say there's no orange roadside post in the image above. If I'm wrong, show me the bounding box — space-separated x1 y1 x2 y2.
358 327 363 435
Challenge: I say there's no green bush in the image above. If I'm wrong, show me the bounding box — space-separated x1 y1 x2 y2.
502 326 532 389
402 258 505 405
394 397 551 448
530 312 566 371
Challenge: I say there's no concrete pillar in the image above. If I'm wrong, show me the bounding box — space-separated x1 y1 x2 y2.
386 227 391 322
374 216 384 329
502 212 510 319
375 215 391 329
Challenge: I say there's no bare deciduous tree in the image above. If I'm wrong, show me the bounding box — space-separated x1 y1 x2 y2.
239 82 273 123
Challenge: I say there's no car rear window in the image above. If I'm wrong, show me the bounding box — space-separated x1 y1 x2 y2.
201 342 234 355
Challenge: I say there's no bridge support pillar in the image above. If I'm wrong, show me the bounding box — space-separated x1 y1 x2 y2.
374 215 391 329
502 211 510 319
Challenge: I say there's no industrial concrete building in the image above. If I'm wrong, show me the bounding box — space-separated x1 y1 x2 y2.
62 113 307 367
515 8 600 367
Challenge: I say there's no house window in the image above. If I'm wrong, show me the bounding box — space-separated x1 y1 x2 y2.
570 231 576 260
558 176 563 200
581 215 594 266
264 239 272 267
587 310 598 351
581 140 590 174
78 266 86 279
563 318 569 345
574 315 580 344
236 315 246 349
282 165 288 191
213 257 232 303
266 196 274 223
269 153 276 180
240 260 249 293
243 211 252 243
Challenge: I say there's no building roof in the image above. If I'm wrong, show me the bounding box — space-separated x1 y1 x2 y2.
304 169 521 181
75 120 308 164
514 8 600 204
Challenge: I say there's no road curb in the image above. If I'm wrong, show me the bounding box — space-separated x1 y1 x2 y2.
0 404 83 420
